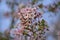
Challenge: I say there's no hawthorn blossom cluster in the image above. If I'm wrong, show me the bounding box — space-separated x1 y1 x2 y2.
17 6 43 27
10 5 49 40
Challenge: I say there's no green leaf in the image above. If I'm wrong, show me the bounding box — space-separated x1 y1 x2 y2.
58 2 60 6
33 32 37 37
38 4 43 8
49 8 56 12
48 6 56 12
23 31 28 35
0 37 9 40
41 19 45 26
32 0 38 5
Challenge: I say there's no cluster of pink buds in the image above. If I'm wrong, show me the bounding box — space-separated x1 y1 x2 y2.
15 6 43 29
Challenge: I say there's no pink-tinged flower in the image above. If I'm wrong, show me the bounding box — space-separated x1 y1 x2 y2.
16 6 43 27
10 28 18 38
10 27 25 38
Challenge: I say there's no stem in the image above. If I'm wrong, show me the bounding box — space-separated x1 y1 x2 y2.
25 35 27 40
